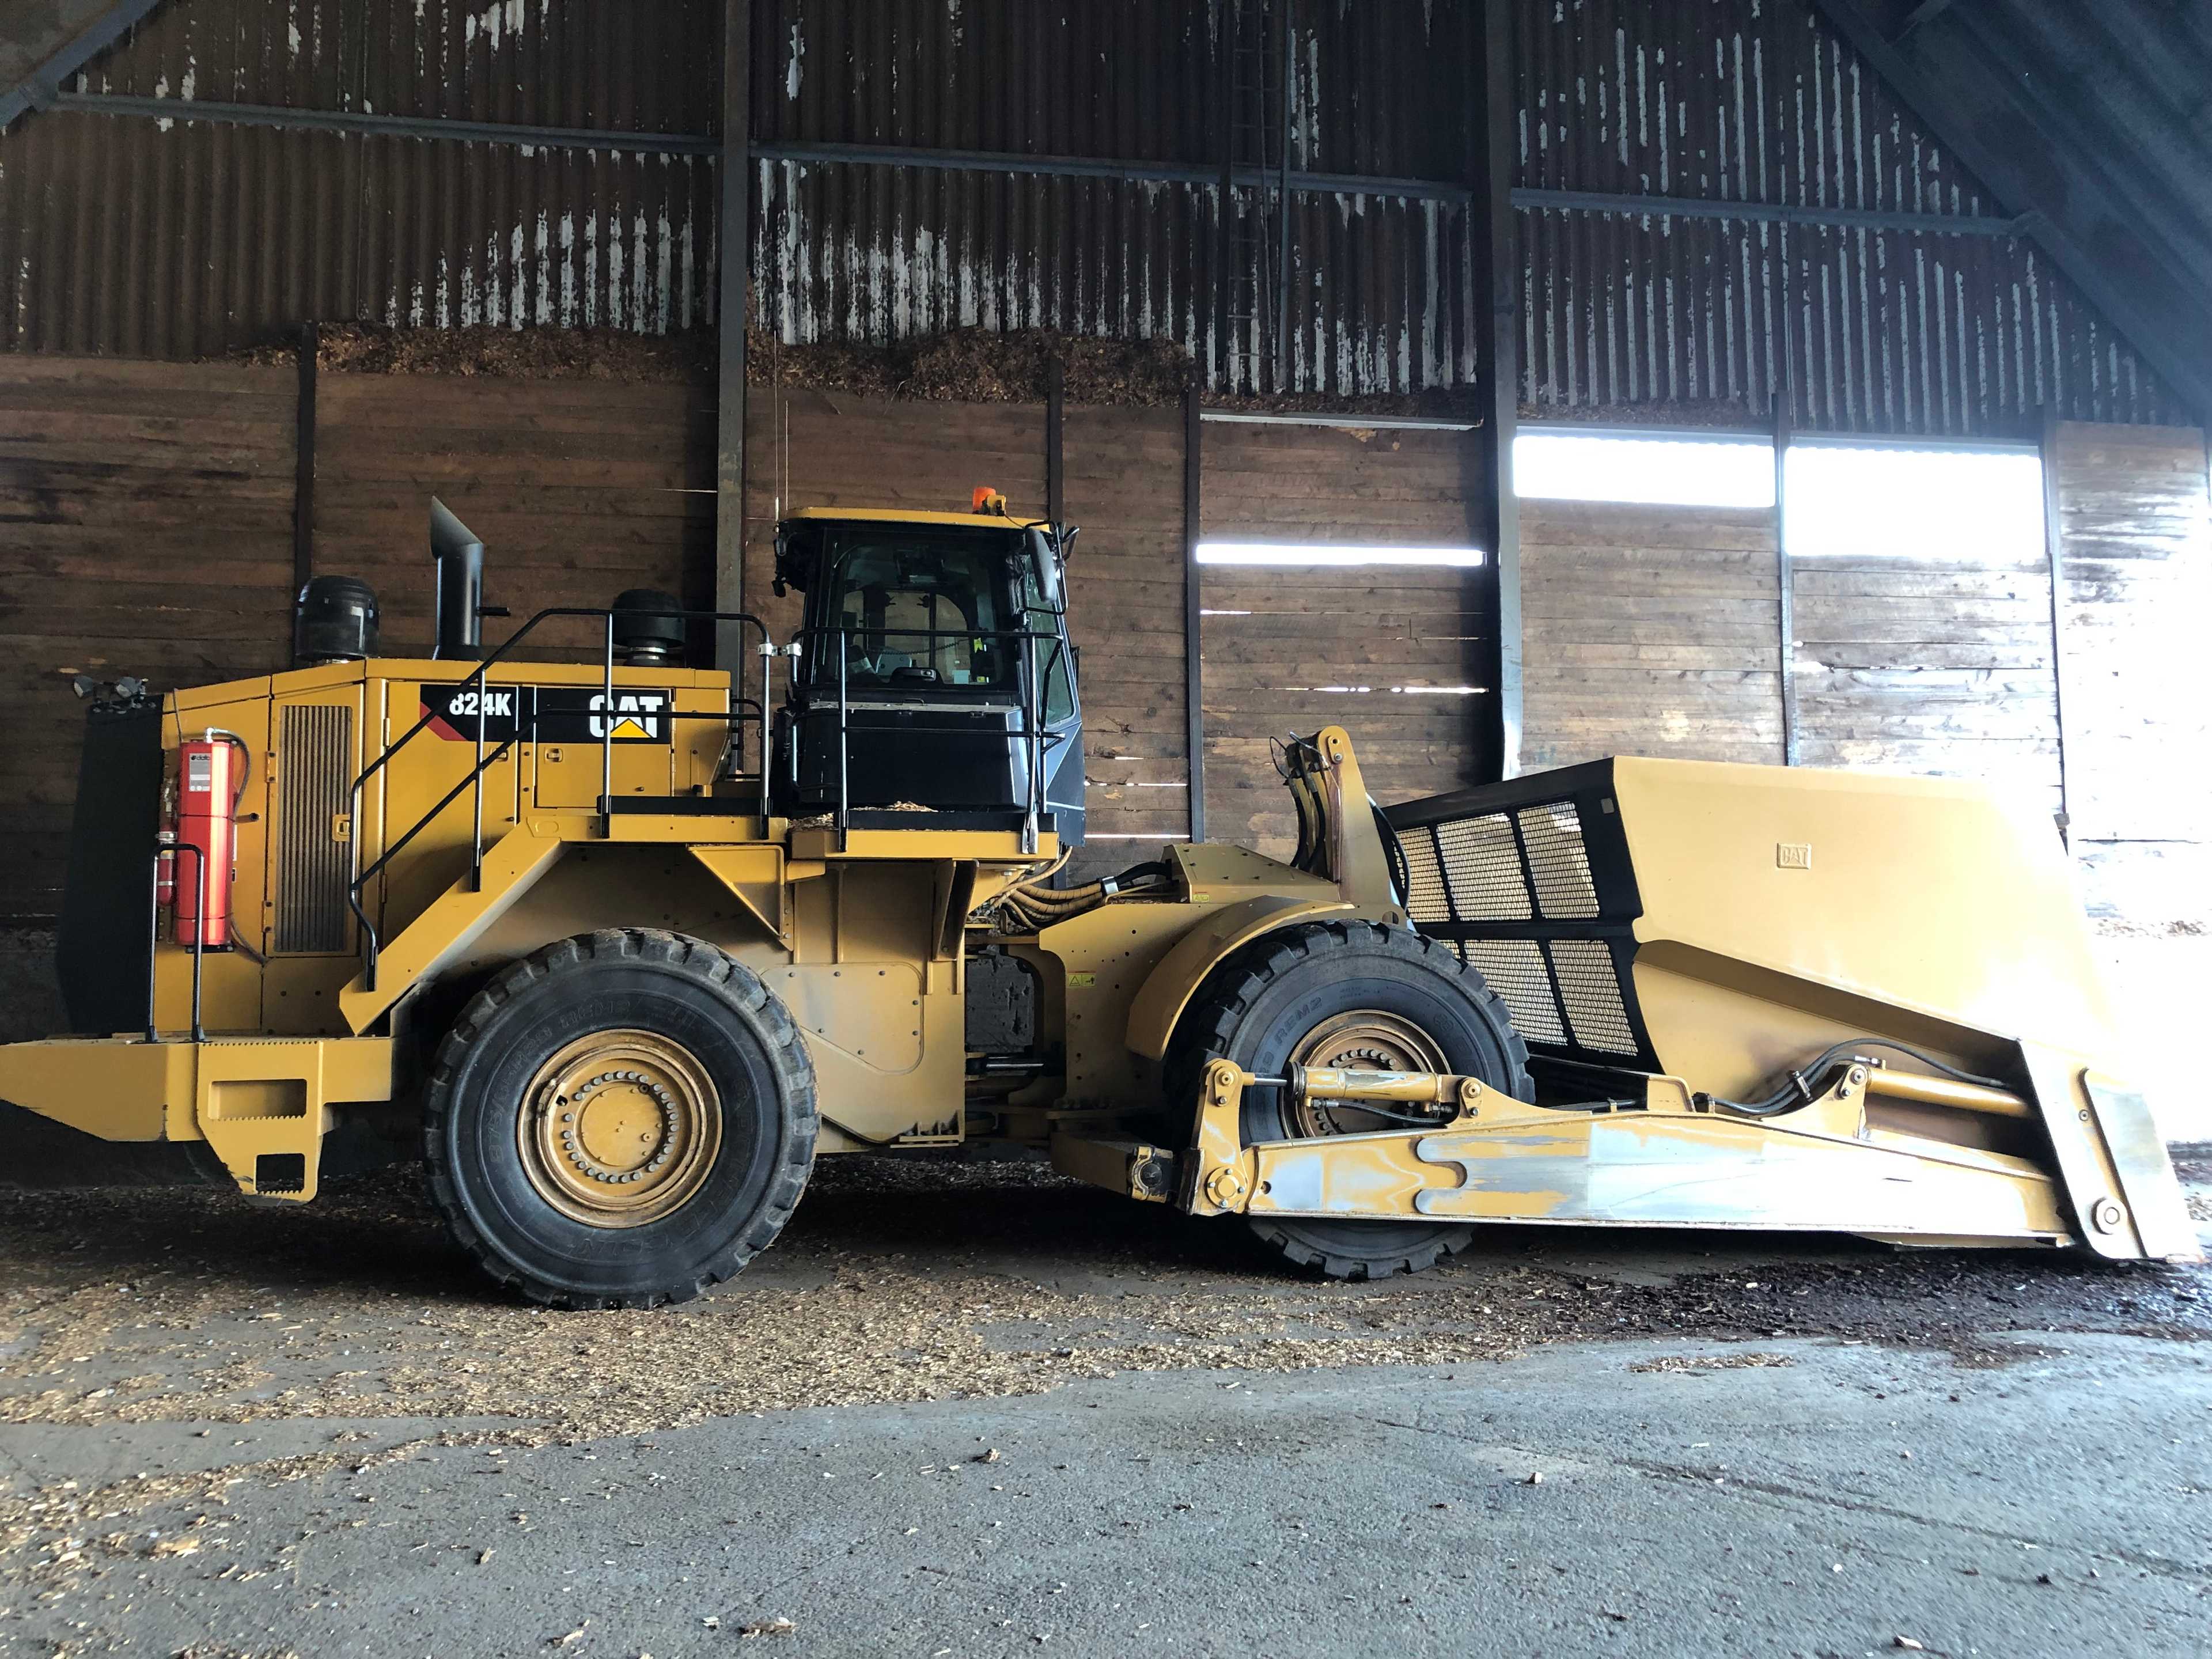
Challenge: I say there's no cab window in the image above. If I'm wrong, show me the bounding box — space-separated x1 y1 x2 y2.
815 533 1017 691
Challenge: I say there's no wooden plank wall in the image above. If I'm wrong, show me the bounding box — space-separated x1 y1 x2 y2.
1518 501 1782 769
0 359 296 923
1794 551 2063 815
315 374 716 661
2055 422 2212 926
1061 406 1190 867
739 391 1046 646
1198 422 1490 857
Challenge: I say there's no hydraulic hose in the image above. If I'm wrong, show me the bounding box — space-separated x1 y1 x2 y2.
1695 1038 2010 1118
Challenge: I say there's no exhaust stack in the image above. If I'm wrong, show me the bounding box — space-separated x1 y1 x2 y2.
430 497 484 661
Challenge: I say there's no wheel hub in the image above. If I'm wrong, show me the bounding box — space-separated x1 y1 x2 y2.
1285 1010 1450 1139
519 1031 721 1228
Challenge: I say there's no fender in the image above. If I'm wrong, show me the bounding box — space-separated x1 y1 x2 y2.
1124 895 1354 1061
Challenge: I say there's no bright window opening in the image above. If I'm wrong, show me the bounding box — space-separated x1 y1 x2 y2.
1783 444 2045 560
1515 430 1774 508
1197 543 1486 567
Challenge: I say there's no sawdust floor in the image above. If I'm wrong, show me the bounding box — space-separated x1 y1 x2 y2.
0 1153 2205 1619
1 1154 2205 1443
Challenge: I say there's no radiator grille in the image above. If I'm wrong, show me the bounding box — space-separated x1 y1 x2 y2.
1386 762 1653 1070
275 704 354 954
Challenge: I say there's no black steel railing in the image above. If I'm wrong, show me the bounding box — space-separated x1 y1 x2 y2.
347 606 768 992
789 622 1069 852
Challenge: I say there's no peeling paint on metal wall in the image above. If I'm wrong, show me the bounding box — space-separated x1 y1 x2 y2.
0 0 724 357
0 109 718 355
0 0 2183 426
746 0 1478 395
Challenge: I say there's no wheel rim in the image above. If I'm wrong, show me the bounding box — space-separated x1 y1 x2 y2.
1284 1009 1450 1138
517 1029 722 1229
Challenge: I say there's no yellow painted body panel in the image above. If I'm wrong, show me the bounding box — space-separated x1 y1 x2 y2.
1123 894 1353 1060
1 1036 392 1202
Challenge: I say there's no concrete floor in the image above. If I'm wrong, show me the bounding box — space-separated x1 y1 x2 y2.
0 1156 2206 1658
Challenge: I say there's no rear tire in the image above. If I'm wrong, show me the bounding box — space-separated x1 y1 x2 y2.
1166 919 1529 1281
424 929 816 1309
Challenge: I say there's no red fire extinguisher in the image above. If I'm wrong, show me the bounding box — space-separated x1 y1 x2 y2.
171 732 243 949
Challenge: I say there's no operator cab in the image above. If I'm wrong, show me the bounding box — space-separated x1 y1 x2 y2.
768 492 1084 843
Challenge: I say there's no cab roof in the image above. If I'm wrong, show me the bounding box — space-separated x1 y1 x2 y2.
782 507 1042 531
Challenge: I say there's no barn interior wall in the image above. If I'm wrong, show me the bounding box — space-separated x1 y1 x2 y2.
1518 499 1785 771
1197 422 1495 858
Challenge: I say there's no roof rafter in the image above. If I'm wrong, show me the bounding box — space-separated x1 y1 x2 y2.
1808 0 2212 424
0 0 168 131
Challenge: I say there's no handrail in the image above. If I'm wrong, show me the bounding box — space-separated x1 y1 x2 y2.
789 620 1069 853
349 605 769 991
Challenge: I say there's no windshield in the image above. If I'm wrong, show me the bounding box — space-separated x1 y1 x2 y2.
812 528 1022 693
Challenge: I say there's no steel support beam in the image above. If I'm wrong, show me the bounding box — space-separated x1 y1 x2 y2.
1045 358 1065 527
1774 394 1799 768
1474 0 1521 781
1182 385 1206 844
2039 403 2073 840
0 0 166 131
714 0 751 672
291 323 317 647
43 93 1470 202
1213 0 1235 393
48 93 721 154
1201 411 1478 433
1510 185 2026 239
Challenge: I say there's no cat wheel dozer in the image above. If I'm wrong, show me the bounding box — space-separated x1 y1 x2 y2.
0 497 2194 1306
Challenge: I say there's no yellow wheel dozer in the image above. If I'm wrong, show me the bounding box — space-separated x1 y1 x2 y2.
0 501 2193 1304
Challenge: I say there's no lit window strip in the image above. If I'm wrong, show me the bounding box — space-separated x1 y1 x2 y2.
1196 543 1486 567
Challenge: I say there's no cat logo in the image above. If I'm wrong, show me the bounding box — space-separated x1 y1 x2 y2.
422 684 676 745
591 692 665 743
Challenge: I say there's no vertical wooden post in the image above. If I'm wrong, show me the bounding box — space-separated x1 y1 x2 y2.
715 0 752 668
1046 357 1065 527
1183 385 1206 843
291 321 318 661
2040 403 2073 840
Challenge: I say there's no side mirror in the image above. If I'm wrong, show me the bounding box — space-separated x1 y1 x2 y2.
1027 527 1065 611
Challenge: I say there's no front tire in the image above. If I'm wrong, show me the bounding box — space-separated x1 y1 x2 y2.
424 929 817 1308
1167 920 1530 1281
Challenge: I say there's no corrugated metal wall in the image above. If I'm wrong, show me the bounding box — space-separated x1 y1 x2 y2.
0 1 723 356
1513 0 2182 431
0 0 2186 426
748 0 1479 395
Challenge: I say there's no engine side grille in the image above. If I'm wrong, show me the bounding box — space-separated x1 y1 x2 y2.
1385 762 1654 1070
275 704 354 955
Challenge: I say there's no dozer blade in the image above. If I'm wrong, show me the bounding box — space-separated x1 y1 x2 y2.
1173 1060 2197 1261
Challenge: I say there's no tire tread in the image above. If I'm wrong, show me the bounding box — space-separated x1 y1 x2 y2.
423 929 817 1310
